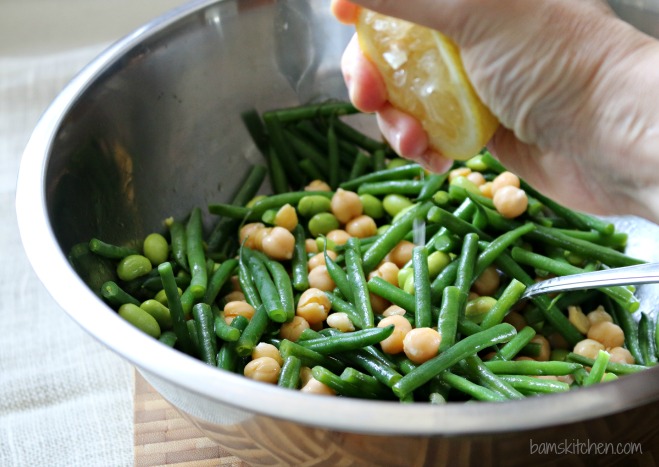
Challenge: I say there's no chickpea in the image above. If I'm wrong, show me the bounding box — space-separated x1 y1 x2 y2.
369 261 400 286
493 185 528 219
239 222 265 250
370 292 390 314
608 346 635 364
568 305 591 334
305 238 319 254
387 240 415 268
326 229 352 246
300 377 336 395
261 226 295 261
587 321 625 349
530 335 551 361
573 338 605 359
345 215 378 238
243 357 281 384
252 342 284 366
471 266 500 296
587 306 613 326
403 327 442 364
229 274 241 292
491 171 521 194
299 366 314 386
331 188 363 224
448 167 471 183
503 311 527 332
253 227 272 251
307 265 335 291
223 290 245 303
308 250 337 271
305 179 332 191
378 315 413 354
547 332 570 351
274 203 298 231
224 301 255 321
296 288 332 325
382 305 407 317
466 171 486 187
479 181 494 199
326 312 355 332
279 316 310 341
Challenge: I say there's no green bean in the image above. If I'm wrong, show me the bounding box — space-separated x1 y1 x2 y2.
494 252 583 346
481 152 614 235
427 205 490 240
583 349 611 386
140 299 173 329
567 352 650 375
265 145 289 194
166 218 188 271
210 191 333 221
192 303 218 366
213 308 242 342
157 262 195 355
187 320 199 352
510 247 639 312
496 375 571 394
554 228 628 249
324 292 364 330
185 208 207 299
418 172 449 201
264 257 295 322
202 258 238 305
290 224 310 292
235 304 270 357
88 238 138 260
607 298 645 365
484 359 582 376
362 201 433 273
411 246 432 328
439 371 506 402
491 325 536 361
344 238 375 328
118 303 161 338
480 279 527 330
331 114 387 153
639 313 658 365
278 355 302 389
454 233 480 306
340 163 423 191
472 223 536 280
262 113 304 186
242 248 286 323
101 280 141 307
237 251 261 308
278 339 345 375
299 326 393 354
327 119 340 189
437 286 462 351
324 248 353 302
358 180 425 197
349 151 372 180
392 323 517 398
264 101 359 123
158 331 177 347
286 128 330 173
311 366 364 398
339 367 394 400
240 108 270 155
216 316 249 372
338 350 403 390
459 355 525 400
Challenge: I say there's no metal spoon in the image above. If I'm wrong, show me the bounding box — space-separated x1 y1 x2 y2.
520 262 659 300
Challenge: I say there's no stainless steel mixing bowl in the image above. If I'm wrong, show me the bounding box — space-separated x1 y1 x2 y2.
15 0 659 465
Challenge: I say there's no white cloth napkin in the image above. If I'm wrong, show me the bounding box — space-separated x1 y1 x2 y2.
0 46 134 467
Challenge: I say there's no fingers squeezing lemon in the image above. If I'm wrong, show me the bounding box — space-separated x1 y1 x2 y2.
355 8 499 161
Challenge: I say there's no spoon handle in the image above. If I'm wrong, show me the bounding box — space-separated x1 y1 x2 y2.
520 262 659 300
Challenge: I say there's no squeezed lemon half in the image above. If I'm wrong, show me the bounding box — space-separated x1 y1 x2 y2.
356 9 499 161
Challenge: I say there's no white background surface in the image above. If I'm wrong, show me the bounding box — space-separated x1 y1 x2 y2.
1 2 186 465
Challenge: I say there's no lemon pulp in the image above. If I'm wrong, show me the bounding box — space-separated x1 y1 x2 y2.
356 9 499 161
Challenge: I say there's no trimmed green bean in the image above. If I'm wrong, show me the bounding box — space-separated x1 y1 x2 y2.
88 238 138 260
392 323 517 398
166 219 188 271
639 313 658 365
480 279 527 330
158 331 177 347
492 325 536 361
203 258 238 305
291 224 310 292
340 163 423 191
340 367 394 400
185 207 207 299
157 262 194 355
484 359 581 376
299 326 393 354
344 238 375 328
213 308 242 342
358 180 424 197
235 304 270 357
312 366 364 398
496 375 571 394
192 303 218 366
101 280 141 307
279 339 345 375
566 352 648 375
243 248 286 323
583 349 610 386
459 355 525 400
324 248 353 302
439 371 506 402
216 316 249 372
413 246 432 328
278 355 302 389
264 101 359 123
437 286 462 351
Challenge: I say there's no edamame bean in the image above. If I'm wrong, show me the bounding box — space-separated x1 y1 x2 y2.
119 303 161 338
117 254 152 281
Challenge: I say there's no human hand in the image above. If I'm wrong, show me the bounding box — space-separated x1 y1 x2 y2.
331 0 659 222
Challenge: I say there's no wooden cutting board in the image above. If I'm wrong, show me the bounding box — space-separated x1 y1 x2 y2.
134 370 249 467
